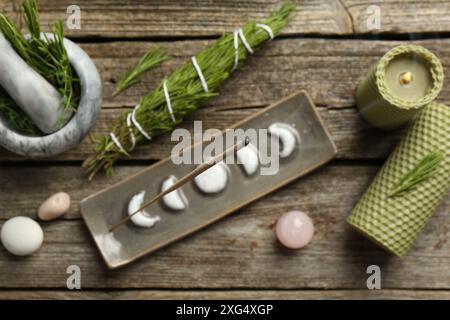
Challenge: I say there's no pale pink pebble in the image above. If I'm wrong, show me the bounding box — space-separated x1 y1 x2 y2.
38 192 71 221
275 211 314 249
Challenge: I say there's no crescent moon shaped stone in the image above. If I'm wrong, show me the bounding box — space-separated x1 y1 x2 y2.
268 123 300 158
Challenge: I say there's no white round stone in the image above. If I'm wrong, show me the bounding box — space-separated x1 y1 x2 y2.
1 216 44 256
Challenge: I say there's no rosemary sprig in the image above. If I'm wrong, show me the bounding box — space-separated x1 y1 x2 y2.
0 88 42 135
0 12 31 63
0 0 80 133
113 47 169 96
84 2 295 179
23 0 40 38
390 150 445 197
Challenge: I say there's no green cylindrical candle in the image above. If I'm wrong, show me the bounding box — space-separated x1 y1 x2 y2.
347 102 450 256
356 45 444 130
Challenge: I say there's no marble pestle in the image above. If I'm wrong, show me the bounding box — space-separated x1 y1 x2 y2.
0 33 72 134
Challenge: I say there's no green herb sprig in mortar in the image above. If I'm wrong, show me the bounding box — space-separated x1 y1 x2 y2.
84 2 295 179
0 87 41 135
0 0 79 133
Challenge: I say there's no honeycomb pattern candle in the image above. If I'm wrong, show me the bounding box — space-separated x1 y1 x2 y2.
356 45 444 130
347 102 450 256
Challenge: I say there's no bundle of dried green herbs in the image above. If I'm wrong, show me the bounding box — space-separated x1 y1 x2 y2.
0 0 79 135
84 2 295 179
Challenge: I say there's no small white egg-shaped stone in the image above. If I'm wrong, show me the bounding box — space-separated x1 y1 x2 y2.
1 216 44 256
38 192 71 221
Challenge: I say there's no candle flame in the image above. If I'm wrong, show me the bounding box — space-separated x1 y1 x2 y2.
399 72 414 86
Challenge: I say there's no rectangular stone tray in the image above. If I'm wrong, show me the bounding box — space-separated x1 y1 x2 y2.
80 90 337 269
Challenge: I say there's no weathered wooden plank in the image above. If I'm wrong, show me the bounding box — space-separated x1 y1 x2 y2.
5 38 450 162
4 0 450 37
0 0 16 18
0 38 445 111
82 39 450 110
5 0 352 37
0 163 133 220
0 106 403 161
2 289 450 300
0 165 449 289
344 0 450 34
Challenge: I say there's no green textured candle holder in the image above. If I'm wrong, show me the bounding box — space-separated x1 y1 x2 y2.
356 45 444 130
347 102 450 256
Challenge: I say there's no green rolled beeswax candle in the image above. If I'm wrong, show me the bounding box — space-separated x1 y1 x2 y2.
356 45 444 130
347 102 450 256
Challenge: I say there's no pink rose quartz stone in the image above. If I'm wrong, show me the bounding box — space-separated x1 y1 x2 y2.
275 210 314 249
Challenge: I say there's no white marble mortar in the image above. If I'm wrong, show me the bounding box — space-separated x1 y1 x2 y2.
0 33 70 133
0 33 102 157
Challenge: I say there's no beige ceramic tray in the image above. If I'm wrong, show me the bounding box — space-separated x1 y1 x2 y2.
80 90 337 269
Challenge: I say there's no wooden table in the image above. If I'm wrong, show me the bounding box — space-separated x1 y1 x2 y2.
1 0 450 300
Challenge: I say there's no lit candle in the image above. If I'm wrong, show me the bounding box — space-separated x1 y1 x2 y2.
356 45 444 130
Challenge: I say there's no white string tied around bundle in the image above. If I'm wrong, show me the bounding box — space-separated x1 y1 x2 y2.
231 30 240 72
163 80 176 123
126 112 136 151
191 56 209 93
231 27 260 72
109 132 128 156
238 28 254 54
256 23 274 40
131 104 152 141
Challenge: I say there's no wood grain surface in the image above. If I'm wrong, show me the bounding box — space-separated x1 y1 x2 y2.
2 289 450 300
0 0 449 299
2 39 450 162
3 0 450 37
0 165 449 289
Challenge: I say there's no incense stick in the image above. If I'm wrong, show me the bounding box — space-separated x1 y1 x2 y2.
109 137 250 232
